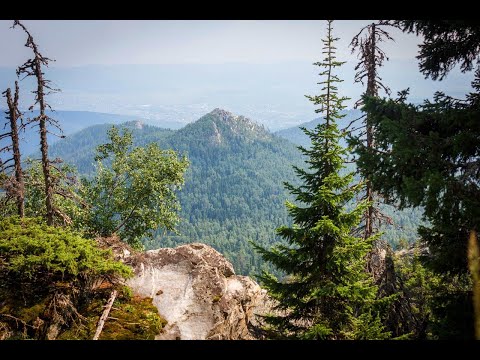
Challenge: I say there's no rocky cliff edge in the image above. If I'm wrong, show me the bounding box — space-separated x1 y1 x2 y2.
106 240 270 340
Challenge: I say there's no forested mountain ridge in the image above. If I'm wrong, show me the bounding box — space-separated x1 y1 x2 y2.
47 108 303 275
46 108 422 275
0 110 152 161
275 109 362 147
48 121 175 175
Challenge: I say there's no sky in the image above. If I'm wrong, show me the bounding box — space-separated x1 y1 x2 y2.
0 20 475 130
0 20 419 66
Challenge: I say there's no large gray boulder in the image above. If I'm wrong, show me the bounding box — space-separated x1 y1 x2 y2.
124 243 270 340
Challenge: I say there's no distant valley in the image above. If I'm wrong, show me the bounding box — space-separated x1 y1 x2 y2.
0 61 473 133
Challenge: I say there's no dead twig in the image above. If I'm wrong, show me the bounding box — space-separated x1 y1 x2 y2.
93 289 118 340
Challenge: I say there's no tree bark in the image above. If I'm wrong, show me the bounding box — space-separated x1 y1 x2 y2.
4 82 24 217
39 114 54 225
468 230 480 340
14 20 56 225
35 55 54 226
364 23 376 241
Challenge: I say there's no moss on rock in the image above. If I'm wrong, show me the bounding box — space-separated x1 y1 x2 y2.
0 217 163 340
58 292 167 340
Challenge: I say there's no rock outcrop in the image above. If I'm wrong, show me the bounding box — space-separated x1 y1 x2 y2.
124 243 270 340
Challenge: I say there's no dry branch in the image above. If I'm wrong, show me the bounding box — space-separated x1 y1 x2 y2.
1 81 25 216
13 20 61 225
93 289 118 340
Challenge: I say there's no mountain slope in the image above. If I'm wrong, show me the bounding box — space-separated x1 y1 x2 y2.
1 109 185 163
48 109 303 275
0 110 151 160
156 109 303 275
275 109 363 147
47 108 422 276
48 121 174 175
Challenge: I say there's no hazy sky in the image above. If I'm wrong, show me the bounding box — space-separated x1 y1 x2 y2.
0 20 420 66
0 20 475 130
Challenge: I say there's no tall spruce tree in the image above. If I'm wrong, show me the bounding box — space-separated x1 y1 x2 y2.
254 20 388 340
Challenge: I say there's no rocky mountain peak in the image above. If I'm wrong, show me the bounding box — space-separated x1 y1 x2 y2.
122 119 145 130
209 108 235 120
200 108 270 143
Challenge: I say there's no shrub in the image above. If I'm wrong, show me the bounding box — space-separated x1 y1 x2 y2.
0 216 131 281
0 216 133 339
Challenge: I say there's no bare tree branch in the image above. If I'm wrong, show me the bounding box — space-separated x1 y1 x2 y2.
13 20 61 225
1 81 25 216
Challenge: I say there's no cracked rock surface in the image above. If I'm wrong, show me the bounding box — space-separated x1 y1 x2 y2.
125 243 271 340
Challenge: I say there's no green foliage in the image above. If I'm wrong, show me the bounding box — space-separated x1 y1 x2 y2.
30 159 86 228
354 90 479 338
43 111 424 278
426 271 473 339
48 122 175 176
0 159 88 229
0 216 133 339
82 126 189 248
278 118 426 248
356 86 480 276
253 21 389 339
276 110 366 150
0 216 132 281
58 294 167 340
46 116 304 277
397 20 480 80
391 246 441 339
352 20 480 338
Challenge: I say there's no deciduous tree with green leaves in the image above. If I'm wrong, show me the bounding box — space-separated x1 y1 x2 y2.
253 20 389 340
83 126 189 248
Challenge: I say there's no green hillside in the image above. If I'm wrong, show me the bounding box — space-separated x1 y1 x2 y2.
47 108 423 276
49 121 175 174
0 110 155 162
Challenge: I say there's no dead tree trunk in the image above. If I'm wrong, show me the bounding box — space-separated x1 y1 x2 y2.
93 290 117 340
3 82 25 217
39 114 54 225
364 24 377 241
350 21 397 245
468 230 480 340
33 56 54 225
14 20 61 226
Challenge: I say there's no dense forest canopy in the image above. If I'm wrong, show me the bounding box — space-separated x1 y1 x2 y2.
43 111 425 276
